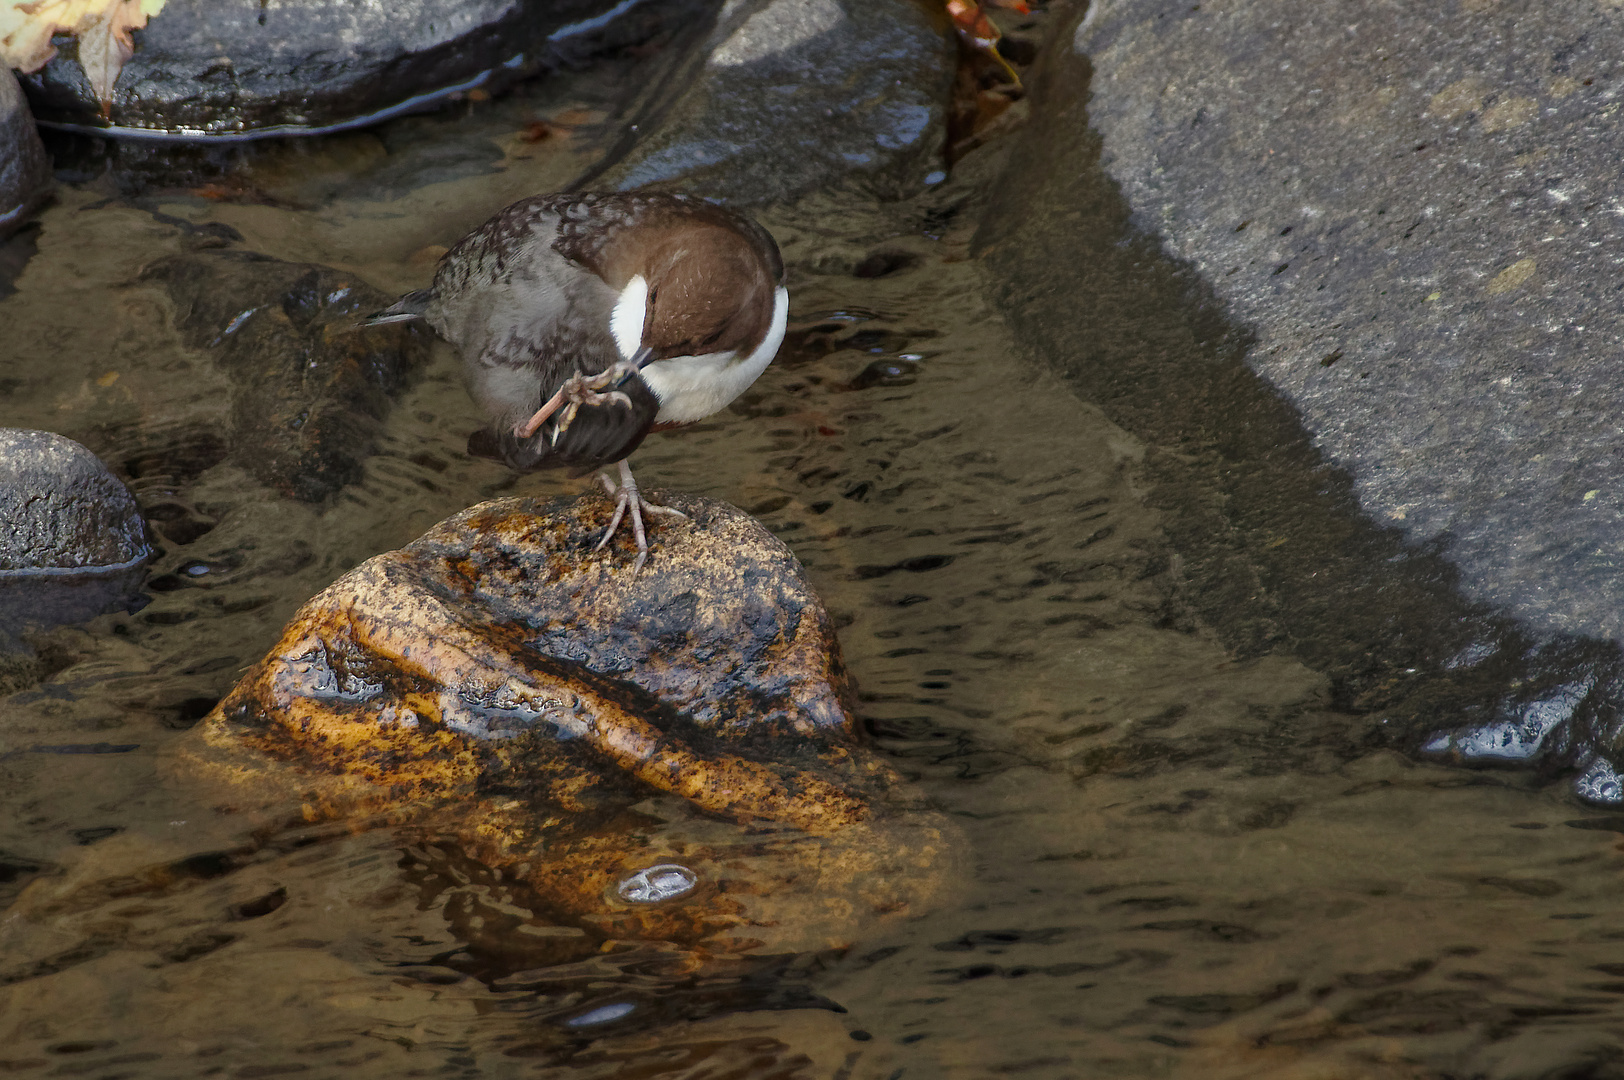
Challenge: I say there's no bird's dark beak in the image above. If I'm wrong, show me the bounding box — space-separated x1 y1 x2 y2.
630 346 655 371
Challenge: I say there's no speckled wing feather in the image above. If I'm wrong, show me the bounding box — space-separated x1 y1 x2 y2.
427 198 607 411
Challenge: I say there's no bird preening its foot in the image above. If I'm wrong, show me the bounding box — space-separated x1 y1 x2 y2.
371 192 787 572
515 356 646 442
594 460 689 575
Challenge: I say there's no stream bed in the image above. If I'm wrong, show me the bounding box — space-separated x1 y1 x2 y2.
3 6 1624 1079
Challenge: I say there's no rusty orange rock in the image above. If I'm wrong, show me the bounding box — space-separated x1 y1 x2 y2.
184 493 955 956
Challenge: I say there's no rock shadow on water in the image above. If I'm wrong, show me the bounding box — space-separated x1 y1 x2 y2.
974 6 1624 799
165 491 956 1007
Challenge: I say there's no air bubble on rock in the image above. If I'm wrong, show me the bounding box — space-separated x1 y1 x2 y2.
1575 757 1624 805
617 863 697 904
563 1001 636 1027
925 169 947 185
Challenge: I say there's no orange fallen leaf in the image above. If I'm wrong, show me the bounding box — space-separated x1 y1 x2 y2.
944 0 1020 86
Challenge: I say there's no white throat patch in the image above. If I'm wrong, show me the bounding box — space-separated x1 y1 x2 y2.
640 286 790 425
609 274 649 360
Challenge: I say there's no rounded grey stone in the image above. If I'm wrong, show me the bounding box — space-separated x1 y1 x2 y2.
0 429 152 574
0 66 52 238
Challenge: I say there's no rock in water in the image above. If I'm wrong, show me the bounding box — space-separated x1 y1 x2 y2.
0 67 50 238
11 0 673 137
983 0 1624 796
186 494 954 955
0 429 151 575
0 429 153 691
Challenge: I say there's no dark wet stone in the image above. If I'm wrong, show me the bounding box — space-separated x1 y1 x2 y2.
980 0 1624 800
0 429 151 575
0 429 154 691
0 67 51 238
184 493 953 954
590 0 955 205
17 0 674 137
141 250 429 502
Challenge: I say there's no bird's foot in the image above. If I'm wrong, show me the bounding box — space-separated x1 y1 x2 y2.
513 360 641 440
594 461 688 574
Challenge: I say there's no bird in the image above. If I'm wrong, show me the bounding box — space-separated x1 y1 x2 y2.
369 192 788 572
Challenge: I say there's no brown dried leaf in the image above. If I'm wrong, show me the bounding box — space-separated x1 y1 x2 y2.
0 0 162 116
75 0 147 115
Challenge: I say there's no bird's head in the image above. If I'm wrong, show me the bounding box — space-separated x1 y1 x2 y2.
606 219 784 365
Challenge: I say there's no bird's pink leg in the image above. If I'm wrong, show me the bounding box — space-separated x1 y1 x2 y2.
514 387 568 439
594 460 688 574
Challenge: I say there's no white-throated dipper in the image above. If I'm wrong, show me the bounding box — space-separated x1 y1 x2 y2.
371 192 788 572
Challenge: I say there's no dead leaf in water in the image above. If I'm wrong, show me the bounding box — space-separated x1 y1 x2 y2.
0 0 165 116
945 0 1026 86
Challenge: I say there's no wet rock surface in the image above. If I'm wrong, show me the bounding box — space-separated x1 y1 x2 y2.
981 0 1624 794
142 248 428 502
0 429 153 691
0 429 151 574
591 0 955 204
184 493 951 956
0 66 50 236
14 0 689 137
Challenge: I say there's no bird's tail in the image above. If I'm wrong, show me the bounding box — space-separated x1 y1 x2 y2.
365 288 435 326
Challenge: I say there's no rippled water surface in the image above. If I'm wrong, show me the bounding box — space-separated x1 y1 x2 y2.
4 34 1624 1080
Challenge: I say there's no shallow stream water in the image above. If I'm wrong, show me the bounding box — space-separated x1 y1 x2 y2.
3 23 1624 1080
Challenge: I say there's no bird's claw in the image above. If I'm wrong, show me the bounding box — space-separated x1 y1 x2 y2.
594 463 686 574
514 360 640 440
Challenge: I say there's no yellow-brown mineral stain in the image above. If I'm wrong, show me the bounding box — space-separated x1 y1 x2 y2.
1487 257 1536 295
1428 78 1487 121
1481 96 1537 132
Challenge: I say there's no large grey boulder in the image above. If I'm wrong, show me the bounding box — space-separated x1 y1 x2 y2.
982 0 1624 800
0 67 50 238
591 0 956 205
14 0 692 137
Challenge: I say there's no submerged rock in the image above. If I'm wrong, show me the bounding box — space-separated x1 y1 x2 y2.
142 249 428 502
185 494 952 955
591 0 956 205
11 0 682 138
0 67 50 237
